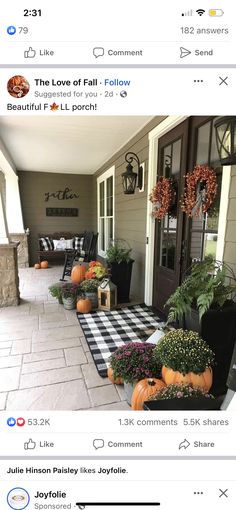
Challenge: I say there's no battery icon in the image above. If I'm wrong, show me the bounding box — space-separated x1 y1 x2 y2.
209 9 224 17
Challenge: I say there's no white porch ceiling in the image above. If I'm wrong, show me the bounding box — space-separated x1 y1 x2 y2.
0 116 153 174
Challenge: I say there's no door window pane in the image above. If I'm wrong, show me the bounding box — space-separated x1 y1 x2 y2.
163 145 172 177
196 121 211 164
167 232 176 270
204 233 217 259
171 139 181 175
211 126 220 164
160 231 168 267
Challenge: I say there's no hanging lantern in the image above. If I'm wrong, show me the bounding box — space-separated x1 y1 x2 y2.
122 152 143 194
98 278 117 311
214 116 236 165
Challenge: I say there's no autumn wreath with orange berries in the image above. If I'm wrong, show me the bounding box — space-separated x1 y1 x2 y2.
149 177 176 220
181 165 217 218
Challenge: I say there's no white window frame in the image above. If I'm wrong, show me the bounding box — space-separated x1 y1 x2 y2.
97 166 115 257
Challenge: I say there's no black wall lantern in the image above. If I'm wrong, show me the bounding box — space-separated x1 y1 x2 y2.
215 116 236 166
122 152 143 195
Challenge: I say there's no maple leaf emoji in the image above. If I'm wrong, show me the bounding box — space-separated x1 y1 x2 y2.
50 102 59 111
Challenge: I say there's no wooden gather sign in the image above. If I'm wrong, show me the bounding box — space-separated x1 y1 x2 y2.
45 187 79 202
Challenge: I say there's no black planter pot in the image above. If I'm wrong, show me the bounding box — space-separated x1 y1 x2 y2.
108 260 134 303
183 308 201 333
143 398 221 411
201 304 236 397
183 304 236 397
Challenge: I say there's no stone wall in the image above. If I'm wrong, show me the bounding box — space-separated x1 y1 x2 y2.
9 233 29 268
0 243 20 307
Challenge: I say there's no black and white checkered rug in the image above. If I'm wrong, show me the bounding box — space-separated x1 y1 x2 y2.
77 304 164 377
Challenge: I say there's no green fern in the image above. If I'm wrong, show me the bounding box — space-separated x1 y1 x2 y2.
165 258 236 324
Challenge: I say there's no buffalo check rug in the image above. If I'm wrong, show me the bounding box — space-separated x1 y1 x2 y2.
77 304 164 377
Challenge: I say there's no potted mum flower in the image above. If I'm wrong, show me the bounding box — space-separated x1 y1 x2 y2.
154 329 215 391
143 384 219 410
61 283 79 310
79 278 100 309
109 342 161 404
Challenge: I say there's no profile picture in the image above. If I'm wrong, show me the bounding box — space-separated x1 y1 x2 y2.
7 75 30 98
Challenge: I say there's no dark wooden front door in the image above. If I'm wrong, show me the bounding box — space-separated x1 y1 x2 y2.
152 119 189 312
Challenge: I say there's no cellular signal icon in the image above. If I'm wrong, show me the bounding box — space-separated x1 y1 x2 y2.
196 9 206 16
182 10 193 16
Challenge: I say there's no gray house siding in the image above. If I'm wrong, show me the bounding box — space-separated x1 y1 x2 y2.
93 116 166 301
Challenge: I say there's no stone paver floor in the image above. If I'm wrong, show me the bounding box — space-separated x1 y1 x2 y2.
0 266 129 410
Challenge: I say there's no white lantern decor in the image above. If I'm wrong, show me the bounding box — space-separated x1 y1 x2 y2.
98 278 117 311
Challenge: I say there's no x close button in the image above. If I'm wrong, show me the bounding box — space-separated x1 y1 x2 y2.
219 488 229 498
219 76 228 86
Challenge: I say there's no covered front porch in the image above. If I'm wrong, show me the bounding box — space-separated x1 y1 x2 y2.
0 115 236 411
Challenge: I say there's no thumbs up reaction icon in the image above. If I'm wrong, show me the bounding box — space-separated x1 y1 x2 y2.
24 438 36 450
24 47 36 58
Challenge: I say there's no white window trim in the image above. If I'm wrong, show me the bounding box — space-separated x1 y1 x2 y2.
216 166 231 262
97 166 115 258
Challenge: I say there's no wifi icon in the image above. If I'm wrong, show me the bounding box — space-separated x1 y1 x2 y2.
196 9 205 16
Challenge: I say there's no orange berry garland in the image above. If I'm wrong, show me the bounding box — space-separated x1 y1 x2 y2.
149 177 176 220
181 165 217 218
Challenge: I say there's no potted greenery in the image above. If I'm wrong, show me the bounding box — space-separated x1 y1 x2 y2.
143 384 219 410
79 278 100 309
153 329 215 391
109 342 161 404
106 240 134 302
165 258 236 396
165 257 235 331
48 282 64 304
61 283 79 310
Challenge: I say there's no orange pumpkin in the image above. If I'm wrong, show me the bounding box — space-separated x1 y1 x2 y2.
71 264 86 284
162 366 213 391
40 260 49 269
34 263 41 269
131 378 166 410
107 367 123 385
76 298 92 314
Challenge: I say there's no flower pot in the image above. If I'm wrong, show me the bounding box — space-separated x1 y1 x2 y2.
124 381 136 406
161 366 213 392
109 260 134 303
62 296 76 310
201 303 236 396
143 397 221 411
84 291 98 309
182 308 201 333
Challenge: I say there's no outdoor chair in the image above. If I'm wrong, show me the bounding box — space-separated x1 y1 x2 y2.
60 232 98 281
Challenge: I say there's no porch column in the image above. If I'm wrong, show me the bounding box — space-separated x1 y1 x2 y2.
0 189 9 244
0 242 20 307
5 172 24 233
